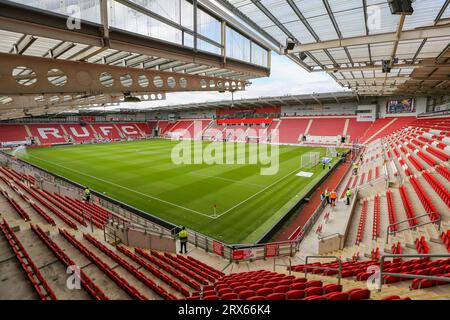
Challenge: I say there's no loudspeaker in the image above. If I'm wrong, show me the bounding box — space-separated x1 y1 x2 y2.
286 38 296 51
388 0 414 15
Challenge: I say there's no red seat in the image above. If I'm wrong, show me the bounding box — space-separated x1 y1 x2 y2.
429 267 444 275
290 282 306 290
221 293 238 300
382 295 401 300
411 278 436 289
264 281 278 288
203 290 216 297
348 289 370 300
305 287 323 297
273 285 290 293
229 282 242 289
303 295 326 300
286 290 304 300
291 277 307 283
203 295 219 300
249 283 263 291
233 286 248 294
266 293 286 300
325 292 349 300
305 280 322 288
217 288 233 296
256 288 273 297
341 270 354 277
246 295 266 301
278 279 292 286
323 283 342 294
239 290 256 300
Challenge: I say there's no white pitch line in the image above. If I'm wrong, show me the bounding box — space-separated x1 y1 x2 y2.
214 166 302 219
26 154 214 219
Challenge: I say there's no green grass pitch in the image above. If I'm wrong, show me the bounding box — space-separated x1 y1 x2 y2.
18 139 341 244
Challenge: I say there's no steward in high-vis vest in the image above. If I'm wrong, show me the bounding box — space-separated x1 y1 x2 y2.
84 187 91 202
325 189 330 204
178 227 188 254
346 188 353 205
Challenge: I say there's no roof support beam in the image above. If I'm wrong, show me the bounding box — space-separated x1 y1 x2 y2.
0 1 270 78
10 34 36 55
316 62 450 73
213 0 282 50
288 25 450 53
0 52 247 95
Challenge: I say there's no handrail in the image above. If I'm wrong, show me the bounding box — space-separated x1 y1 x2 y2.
379 253 450 291
304 255 342 285
357 174 388 190
318 232 341 241
385 213 441 244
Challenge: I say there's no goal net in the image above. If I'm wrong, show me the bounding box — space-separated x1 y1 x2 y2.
247 136 260 144
301 152 321 169
326 147 338 158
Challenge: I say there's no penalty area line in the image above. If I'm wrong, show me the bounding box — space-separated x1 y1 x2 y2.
214 166 303 219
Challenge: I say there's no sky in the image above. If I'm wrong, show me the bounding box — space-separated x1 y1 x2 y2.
104 52 347 111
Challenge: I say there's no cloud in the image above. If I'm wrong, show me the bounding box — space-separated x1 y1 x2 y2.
95 53 346 111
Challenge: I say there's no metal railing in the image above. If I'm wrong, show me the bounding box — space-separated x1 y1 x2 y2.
357 174 388 191
385 213 442 244
304 255 342 285
379 253 450 291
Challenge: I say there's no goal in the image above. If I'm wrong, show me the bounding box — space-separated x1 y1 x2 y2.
301 152 321 169
247 136 260 144
326 147 338 158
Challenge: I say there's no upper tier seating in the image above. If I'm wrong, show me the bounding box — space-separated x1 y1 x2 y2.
91 124 122 140
277 118 309 143
27 124 68 144
361 117 416 143
307 118 346 136
0 124 29 144
61 124 96 142
116 123 145 138
345 119 372 142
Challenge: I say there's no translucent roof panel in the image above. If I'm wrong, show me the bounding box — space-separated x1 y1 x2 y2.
346 45 371 63
417 37 450 59
403 0 448 29
306 15 338 41
365 2 400 35
284 21 317 44
331 5 366 38
327 48 349 64
10 0 101 24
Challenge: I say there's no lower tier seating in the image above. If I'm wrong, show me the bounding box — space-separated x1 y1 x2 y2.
0 219 57 300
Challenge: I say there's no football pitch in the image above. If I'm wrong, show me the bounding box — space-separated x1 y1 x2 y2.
18 139 341 244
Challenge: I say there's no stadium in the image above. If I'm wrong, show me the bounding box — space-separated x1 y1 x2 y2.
0 0 449 306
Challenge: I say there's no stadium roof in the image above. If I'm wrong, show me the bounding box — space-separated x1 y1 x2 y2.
144 91 358 111
218 0 450 96
0 0 272 119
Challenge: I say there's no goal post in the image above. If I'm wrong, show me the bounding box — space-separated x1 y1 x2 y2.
326 147 338 158
300 152 321 169
247 136 260 144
